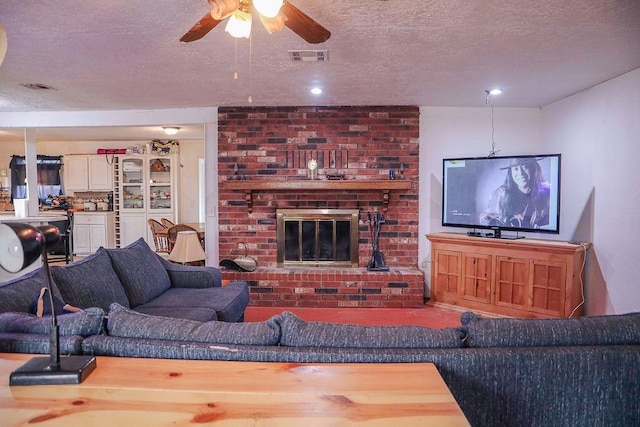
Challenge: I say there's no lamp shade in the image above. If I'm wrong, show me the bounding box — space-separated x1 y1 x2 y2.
168 231 206 264
0 223 60 273
253 0 283 18
0 24 7 69
225 9 252 38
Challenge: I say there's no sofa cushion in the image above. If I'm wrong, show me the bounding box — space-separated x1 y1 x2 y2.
0 307 105 336
106 238 172 307
107 303 279 345
51 248 130 312
132 306 217 322
278 311 464 348
0 333 84 355
461 311 640 348
0 268 64 314
134 281 249 322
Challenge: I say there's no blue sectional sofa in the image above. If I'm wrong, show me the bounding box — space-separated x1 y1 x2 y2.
0 237 250 323
0 239 638 426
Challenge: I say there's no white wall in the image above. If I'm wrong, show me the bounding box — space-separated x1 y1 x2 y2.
418 69 640 315
542 68 640 315
418 107 542 295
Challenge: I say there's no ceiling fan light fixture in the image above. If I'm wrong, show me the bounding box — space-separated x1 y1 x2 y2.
163 127 180 136
253 0 283 18
0 24 7 69
225 9 252 39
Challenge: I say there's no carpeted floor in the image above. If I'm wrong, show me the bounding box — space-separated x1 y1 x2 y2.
244 303 464 328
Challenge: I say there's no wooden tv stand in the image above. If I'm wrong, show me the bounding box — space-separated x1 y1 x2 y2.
426 233 591 318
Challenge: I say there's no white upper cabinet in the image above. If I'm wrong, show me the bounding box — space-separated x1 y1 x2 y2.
64 154 114 193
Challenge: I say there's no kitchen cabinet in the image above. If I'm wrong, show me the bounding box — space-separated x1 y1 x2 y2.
73 212 116 255
64 155 114 193
426 232 591 318
118 155 178 247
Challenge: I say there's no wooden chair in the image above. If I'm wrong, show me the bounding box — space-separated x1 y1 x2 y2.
148 218 170 253
161 218 175 228
167 224 198 252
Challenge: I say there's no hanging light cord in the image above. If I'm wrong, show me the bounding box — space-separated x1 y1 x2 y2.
248 34 253 103
233 38 238 80
486 91 500 157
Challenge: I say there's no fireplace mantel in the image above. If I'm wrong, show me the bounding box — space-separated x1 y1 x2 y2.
223 180 412 213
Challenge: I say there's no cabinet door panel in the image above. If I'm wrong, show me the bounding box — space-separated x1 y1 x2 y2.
120 214 148 247
64 155 89 192
89 225 107 251
530 261 566 316
73 224 91 255
88 156 114 190
495 256 529 308
461 253 491 303
433 250 460 295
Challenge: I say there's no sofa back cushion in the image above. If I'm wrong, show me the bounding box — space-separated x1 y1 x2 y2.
461 311 640 347
278 311 464 348
106 238 171 307
0 268 63 314
0 307 105 336
107 303 280 345
51 248 130 312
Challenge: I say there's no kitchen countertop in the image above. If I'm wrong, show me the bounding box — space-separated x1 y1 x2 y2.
0 213 68 223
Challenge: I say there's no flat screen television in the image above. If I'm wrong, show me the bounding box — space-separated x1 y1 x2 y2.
442 154 561 237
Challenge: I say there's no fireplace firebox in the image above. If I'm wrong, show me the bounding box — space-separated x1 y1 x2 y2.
276 209 360 268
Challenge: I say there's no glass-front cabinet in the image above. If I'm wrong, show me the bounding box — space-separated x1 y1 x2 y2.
119 155 177 213
118 154 178 247
148 157 173 211
121 158 145 210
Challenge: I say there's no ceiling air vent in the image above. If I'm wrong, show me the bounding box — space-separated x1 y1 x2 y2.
20 83 56 90
288 50 328 62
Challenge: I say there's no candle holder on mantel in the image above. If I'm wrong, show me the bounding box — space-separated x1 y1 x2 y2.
307 159 318 180
228 163 240 180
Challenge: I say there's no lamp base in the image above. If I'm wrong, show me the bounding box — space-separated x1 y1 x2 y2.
9 355 97 386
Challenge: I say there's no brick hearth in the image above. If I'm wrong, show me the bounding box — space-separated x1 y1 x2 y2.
218 106 422 308
222 267 425 308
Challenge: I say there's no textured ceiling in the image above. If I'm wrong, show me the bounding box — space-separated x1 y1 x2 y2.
0 0 639 141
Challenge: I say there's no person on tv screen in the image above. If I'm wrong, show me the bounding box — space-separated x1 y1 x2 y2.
479 157 550 229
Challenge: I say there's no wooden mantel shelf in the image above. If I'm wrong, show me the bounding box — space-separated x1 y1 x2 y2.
223 180 412 213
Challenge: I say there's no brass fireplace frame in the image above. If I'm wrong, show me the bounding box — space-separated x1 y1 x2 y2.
276 209 360 268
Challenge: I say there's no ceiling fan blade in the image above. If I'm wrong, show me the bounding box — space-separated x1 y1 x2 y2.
180 13 224 43
281 1 331 44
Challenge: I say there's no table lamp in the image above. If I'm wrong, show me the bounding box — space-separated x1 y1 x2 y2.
168 230 206 265
0 222 97 386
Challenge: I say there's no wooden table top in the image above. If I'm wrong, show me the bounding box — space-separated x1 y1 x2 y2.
0 353 469 426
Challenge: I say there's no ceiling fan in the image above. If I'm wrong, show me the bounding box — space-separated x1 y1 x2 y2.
180 0 331 44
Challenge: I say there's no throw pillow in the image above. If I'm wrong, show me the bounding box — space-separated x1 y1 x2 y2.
106 238 172 307
0 307 105 336
461 311 640 347
107 303 280 345
278 311 464 348
51 248 130 312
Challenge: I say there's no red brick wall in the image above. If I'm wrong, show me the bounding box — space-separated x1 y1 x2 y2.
217 106 422 307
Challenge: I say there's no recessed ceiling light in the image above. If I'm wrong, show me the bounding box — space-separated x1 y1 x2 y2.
310 87 322 95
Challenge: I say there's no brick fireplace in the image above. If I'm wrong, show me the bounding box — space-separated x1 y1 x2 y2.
218 106 424 308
